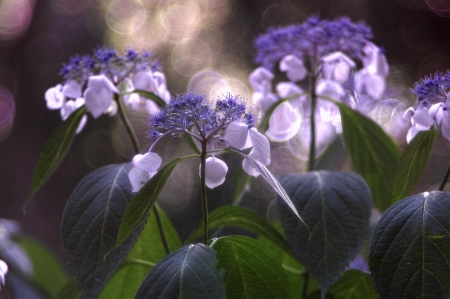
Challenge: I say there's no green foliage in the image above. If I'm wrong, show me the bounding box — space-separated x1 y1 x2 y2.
210 235 291 299
277 171 372 297
370 191 450 298
130 90 166 107
135 243 225 299
52 278 82 299
27 106 86 206
392 129 438 203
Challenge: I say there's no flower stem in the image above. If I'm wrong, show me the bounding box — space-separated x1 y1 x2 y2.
200 142 209 245
152 205 170 255
308 74 317 172
115 94 140 155
439 160 450 191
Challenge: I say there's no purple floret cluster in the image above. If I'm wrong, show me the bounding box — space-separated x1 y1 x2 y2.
254 16 373 70
411 72 450 109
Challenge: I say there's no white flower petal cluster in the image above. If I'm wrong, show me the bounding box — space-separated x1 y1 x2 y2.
0 260 7 289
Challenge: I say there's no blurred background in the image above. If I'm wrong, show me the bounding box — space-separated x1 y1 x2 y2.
1 0 450 272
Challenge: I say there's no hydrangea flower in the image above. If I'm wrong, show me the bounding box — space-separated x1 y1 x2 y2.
128 92 268 191
407 71 450 142
45 47 169 133
250 15 396 149
0 260 7 289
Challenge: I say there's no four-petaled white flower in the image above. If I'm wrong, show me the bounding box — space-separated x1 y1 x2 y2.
132 71 171 113
403 107 432 143
429 95 450 141
128 152 162 192
200 157 229 189
0 259 7 289
83 75 119 119
321 51 355 83
249 67 278 114
279 55 307 82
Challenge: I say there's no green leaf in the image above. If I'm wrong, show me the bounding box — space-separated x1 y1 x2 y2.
228 149 306 227
258 221 321 298
336 102 400 211
185 206 296 259
370 191 450 298
131 90 166 108
15 236 67 297
27 106 86 205
277 171 372 298
392 129 438 203
100 206 181 299
135 243 225 299
210 235 291 299
231 167 253 205
328 270 378 299
52 277 82 299
61 163 141 299
109 154 199 254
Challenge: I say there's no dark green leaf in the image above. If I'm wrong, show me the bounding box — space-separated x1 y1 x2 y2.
392 129 438 203
228 149 305 225
185 206 296 259
369 191 450 298
277 171 372 297
131 90 166 108
99 206 181 299
52 277 82 299
328 270 378 299
258 221 321 298
27 106 86 205
336 102 400 212
61 163 141 299
110 154 199 254
15 236 67 297
135 243 224 299
210 235 291 299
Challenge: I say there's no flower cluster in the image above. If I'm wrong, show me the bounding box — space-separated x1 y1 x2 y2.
249 15 399 150
45 47 170 133
129 93 270 191
406 72 450 142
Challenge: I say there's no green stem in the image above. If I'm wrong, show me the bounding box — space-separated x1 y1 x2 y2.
439 160 450 191
124 258 156 267
301 272 309 299
308 74 317 172
152 205 171 255
115 94 140 154
200 143 209 245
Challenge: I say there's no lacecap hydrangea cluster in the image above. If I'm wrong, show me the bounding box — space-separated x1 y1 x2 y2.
45 47 171 133
129 93 271 191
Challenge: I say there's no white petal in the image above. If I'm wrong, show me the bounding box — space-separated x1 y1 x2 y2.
87 75 118 93
279 54 307 82
364 75 385 99
248 128 271 166
413 108 433 127
84 87 112 119
429 103 445 126
266 103 302 142
135 152 162 173
133 71 154 90
200 157 228 189
441 111 450 142
316 79 345 101
403 106 415 121
0 259 7 286
45 84 64 109
62 80 83 98
128 166 151 193
60 100 76 120
76 114 88 134
321 51 355 82
252 92 278 114
275 82 304 107
223 121 249 149
124 93 141 111
322 51 356 67
146 99 160 114
105 100 118 116
249 67 274 93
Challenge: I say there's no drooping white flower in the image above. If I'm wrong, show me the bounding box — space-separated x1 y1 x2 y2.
0 259 7 289
62 80 83 99
266 102 302 142
429 94 450 141
128 152 162 192
45 84 65 110
199 157 228 189
321 51 355 83
403 107 431 143
83 75 119 118
223 121 271 177
279 54 307 82
60 98 88 134
249 67 274 93
133 71 171 106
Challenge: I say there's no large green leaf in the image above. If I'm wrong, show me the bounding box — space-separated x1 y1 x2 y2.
52 278 82 299
185 206 296 259
131 90 166 108
370 191 450 298
328 270 378 299
392 129 438 203
277 171 372 298
210 235 291 299
27 106 86 204
61 163 141 299
100 206 181 299
15 236 67 297
258 221 321 298
336 102 400 211
109 154 199 254
135 243 225 299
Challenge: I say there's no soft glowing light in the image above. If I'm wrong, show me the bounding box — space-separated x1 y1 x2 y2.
105 0 146 34
0 0 34 42
0 86 15 141
171 38 212 77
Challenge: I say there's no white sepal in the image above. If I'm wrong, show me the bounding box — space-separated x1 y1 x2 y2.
200 157 228 189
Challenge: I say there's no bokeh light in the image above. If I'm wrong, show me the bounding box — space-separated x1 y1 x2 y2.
105 0 146 35
424 0 450 17
0 86 15 141
0 0 35 43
